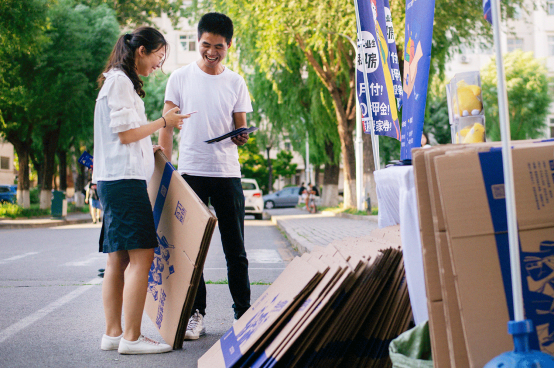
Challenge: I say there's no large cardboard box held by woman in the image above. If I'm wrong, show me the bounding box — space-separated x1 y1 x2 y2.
144 151 217 349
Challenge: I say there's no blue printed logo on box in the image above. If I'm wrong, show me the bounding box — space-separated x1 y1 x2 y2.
550 160 554 171
175 201 186 224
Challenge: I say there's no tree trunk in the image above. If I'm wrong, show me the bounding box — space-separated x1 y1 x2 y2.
40 122 61 209
12 142 31 208
321 140 339 207
363 133 379 210
336 112 356 208
58 150 67 191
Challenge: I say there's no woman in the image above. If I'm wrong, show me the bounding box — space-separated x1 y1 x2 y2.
93 27 188 355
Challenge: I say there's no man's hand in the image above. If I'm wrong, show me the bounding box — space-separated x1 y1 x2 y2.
153 145 164 153
231 133 249 146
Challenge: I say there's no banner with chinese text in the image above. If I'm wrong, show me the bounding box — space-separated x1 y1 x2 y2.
356 0 401 140
400 0 436 160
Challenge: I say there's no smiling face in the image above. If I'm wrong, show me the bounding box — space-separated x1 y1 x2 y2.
135 45 166 77
197 32 231 75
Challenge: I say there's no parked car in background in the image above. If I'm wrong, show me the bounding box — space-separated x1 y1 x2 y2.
241 178 264 220
0 184 17 204
263 186 301 209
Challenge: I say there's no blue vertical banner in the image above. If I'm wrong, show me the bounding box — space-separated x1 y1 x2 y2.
379 0 403 109
400 0 436 160
356 0 401 140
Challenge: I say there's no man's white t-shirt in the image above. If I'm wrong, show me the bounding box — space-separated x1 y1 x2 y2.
164 62 253 177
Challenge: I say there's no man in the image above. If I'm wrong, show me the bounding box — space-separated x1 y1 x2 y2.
159 12 252 340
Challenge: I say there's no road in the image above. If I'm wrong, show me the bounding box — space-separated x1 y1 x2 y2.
0 208 301 367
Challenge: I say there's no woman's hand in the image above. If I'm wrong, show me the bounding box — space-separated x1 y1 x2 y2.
153 145 163 153
163 107 190 130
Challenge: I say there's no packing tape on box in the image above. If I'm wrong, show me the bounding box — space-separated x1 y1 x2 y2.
153 162 175 230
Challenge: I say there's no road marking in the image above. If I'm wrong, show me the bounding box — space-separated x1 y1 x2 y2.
63 253 105 266
0 252 39 264
247 249 283 263
0 277 102 343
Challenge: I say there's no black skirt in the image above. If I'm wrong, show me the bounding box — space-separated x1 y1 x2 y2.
97 179 158 253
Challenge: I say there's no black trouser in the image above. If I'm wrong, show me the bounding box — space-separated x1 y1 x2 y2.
182 175 251 319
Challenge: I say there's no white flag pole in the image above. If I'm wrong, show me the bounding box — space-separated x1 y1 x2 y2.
490 0 524 322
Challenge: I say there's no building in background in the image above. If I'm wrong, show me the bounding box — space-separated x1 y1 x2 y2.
445 1 554 138
0 138 16 185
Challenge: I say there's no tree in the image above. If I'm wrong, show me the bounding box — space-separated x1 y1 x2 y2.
77 0 188 27
238 136 269 193
31 1 119 207
481 50 551 141
273 151 298 183
0 0 49 207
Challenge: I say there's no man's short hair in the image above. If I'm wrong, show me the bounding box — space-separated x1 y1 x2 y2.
198 12 234 45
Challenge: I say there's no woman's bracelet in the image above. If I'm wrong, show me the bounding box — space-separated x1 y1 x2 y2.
162 116 167 128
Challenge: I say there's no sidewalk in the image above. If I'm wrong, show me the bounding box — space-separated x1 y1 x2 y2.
271 211 379 255
0 212 92 229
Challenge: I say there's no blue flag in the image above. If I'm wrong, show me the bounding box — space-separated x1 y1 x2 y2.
400 0 436 160
379 0 403 109
483 0 492 24
356 0 401 140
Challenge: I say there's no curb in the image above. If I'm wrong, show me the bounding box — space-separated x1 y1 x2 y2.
327 212 379 222
271 216 311 256
0 217 92 230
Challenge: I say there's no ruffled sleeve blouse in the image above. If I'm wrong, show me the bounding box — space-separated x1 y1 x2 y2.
92 69 155 184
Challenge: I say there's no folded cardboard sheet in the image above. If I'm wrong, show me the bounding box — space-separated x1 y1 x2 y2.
145 151 217 349
198 226 413 368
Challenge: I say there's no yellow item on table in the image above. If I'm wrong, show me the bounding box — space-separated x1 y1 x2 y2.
452 80 483 117
457 123 486 143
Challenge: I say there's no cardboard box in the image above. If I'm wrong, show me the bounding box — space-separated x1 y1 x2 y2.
144 151 217 349
413 148 454 367
433 142 554 367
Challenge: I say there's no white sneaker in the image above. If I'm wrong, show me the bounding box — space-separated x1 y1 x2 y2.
118 335 172 354
184 309 205 340
100 333 122 351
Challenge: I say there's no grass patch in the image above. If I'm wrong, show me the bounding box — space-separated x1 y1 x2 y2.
318 204 378 216
206 279 271 286
0 202 89 219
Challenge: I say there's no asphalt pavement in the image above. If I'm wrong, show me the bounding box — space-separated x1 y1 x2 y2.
0 206 378 367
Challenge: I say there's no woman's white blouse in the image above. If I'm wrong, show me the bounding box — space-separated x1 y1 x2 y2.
92 69 154 184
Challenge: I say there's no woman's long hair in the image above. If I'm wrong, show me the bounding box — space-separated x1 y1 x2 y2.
98 26 167 98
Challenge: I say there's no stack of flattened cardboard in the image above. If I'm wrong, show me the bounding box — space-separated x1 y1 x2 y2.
145 151 217 349
198 226 413 368
413 140 554 367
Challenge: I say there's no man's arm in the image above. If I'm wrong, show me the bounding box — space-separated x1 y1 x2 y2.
160 101 178 161
231 112 249 146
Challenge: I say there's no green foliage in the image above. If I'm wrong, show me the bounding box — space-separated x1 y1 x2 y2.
0 203 50 219
76 0 188 27
424 78 452 145
273 151 297 180
143 72 170 121
481 50 551 141
30 187 40 204
238 136 269 193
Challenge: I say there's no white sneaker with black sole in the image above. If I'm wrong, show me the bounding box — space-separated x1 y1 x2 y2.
118 335 172 354
100 333 122 350
184 309 205 340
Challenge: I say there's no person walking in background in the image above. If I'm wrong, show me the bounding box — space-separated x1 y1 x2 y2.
159 12 253 341
298 182 306 205
93 26 187 355
85 182 102 224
